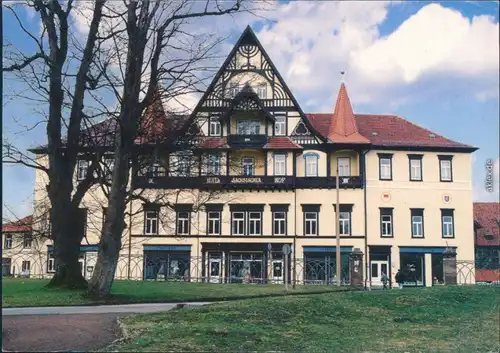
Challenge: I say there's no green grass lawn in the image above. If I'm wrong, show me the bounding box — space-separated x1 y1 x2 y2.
1 278 352 307
109 286 500 353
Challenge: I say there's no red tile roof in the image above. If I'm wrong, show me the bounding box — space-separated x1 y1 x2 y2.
2 215 33 233
476 269 500 282
306 113 476 150
328 83 370 144
264 137 303 150
199 137 229 149
474 202 500 247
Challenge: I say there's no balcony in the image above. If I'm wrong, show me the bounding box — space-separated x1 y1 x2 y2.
132 174 363 190
228 134 267 148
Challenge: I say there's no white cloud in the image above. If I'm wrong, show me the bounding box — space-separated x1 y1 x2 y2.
352 4 499 85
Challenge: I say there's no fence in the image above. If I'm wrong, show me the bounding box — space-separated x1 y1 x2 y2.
2 252 499 286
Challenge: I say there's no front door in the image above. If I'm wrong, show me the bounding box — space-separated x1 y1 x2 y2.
371 260 389 286
272 259 283 283
209 258 222 283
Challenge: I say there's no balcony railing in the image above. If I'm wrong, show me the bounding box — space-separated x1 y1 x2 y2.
132 174 363 190
227 134 267 148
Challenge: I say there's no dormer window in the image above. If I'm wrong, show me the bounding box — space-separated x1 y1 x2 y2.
237 120 260 135
209 116 221 136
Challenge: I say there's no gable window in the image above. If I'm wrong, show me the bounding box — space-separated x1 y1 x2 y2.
208 211 221 235
4 234 12 249
411 209 424 238
337 157 351 177
23 234 32 249
77 160 89 181
232 212 245 235
242 157 255 176
380 208 393 237
273 154 286 176
378 154 393 180
256 84 267 99
409 155 423 181
441 209 454 238
237 120 260 135
304 153 319 177
275 115 286 136
438 155 453 182
176 211 190 236
144 206 159 235
47 254 55 273
228 83 240 98
248 212 262 235
207 153 221 176
209 116 221 136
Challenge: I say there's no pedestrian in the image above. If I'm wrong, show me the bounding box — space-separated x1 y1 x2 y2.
381 271 389 290
395 269 403 289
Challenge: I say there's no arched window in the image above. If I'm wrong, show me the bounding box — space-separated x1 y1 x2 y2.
303 153 319 177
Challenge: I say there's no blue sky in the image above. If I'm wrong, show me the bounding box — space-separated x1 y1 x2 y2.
2 1 499 220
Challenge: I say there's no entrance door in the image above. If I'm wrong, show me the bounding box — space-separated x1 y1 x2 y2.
371 260 389 286
78 255 85 277
272 259 283 283
209 258 222 283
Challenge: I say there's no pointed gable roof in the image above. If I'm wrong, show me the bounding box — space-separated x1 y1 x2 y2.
328 83 370 144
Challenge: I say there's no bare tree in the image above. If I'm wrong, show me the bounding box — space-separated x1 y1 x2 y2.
3 0 108 288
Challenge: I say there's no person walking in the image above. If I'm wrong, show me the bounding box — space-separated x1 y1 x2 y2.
395 269 404 289
381 271 389 290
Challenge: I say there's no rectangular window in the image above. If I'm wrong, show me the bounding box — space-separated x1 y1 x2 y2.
257 84 267 99
23 234 32 249
409 155 423 181
273 211 286 235
378 154 393 180
242 157 255 176
339 212 351 235
102 207 108 231
232 212 245 235
176 211 190 235
439 156 453 182
47 254 55 273
144 207 159 235
337 157 351 177
304 212 318 236
380 208 393 237
248 212 262 235
441 209 454 238
275 115 286 136
274 154 286 176
305 154 318 177
170 152 191 177
208 211 221 235
207 153 221 176
411 209 424 238
22 260 30 272
209 116 221 136
237 120 260 135
4 235 12 249
228 83 240 98
77 160 89 181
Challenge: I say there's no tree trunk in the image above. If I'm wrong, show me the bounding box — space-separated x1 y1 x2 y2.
47 198 87 289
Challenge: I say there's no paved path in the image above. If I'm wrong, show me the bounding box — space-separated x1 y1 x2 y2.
2 301 211 316
2 302 212 352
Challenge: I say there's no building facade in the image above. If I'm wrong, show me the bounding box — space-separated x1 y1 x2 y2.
473 202 500 283
12 26 478 287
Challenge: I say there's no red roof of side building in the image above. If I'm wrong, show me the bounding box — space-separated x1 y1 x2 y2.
2 215 33 233
264 137 302 150
474 202 500 247
306 113 476 150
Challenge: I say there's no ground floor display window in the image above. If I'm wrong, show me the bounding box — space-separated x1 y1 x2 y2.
229 253 264 284
303 253 350 284
431 254 444 285
144 251 190 280
400 253 424 286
